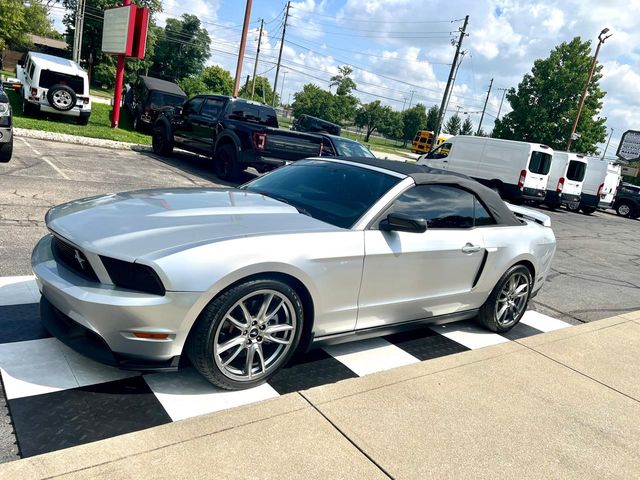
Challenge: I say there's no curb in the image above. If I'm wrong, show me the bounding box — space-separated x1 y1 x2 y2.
14 128 151 152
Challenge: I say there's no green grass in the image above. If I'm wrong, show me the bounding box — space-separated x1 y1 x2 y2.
1 68 16 77
90 87 113 99
7 89 150 145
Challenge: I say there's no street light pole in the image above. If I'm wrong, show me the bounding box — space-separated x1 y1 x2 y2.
566 27 612 152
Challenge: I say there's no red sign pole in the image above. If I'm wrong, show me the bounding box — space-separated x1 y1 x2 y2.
111 0 131 128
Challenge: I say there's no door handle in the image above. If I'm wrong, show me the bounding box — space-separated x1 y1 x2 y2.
462 243 482 253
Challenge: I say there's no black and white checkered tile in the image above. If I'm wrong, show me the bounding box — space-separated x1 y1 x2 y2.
0 275 572 459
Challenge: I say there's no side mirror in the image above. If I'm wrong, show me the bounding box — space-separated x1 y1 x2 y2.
379 212 427 233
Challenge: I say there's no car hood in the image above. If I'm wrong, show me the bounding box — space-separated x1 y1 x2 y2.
46 188 338 261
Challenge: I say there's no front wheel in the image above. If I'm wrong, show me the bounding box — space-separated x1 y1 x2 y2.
0 137 12 163
152 125 174 156
187 278 304 390
477 265 532 333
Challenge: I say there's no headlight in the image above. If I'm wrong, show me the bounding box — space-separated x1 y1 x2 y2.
0 103 9 116
100 256 166 296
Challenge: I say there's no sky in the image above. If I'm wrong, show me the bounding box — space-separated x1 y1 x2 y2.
50 0 640 154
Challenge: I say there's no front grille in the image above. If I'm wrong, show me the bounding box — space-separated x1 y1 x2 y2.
52 236 99 282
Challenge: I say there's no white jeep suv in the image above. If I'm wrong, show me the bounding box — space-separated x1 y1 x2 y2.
17 52 91 125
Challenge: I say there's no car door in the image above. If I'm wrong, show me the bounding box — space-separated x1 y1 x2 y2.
356 184 489 330
192 97 225 152
175 96 205 150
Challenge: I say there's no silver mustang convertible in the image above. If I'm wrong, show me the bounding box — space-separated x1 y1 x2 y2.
32 158 556 390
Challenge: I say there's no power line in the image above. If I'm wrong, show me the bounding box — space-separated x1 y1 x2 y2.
288 24 454 39
288 16 456 34
288 8 464 24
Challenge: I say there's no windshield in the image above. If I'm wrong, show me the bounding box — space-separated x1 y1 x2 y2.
150 92 185 109
528 151 552 175
331 137 376 158
566 160 587 182
243 160 400 229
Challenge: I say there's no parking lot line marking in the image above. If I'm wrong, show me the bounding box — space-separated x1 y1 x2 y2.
520 310 571 332
323 337 419 376
41 156 70 180
0 276 40 306
429 321 511 349
144 368 279 422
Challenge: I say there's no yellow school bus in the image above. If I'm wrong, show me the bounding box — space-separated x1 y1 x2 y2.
411 131 451 154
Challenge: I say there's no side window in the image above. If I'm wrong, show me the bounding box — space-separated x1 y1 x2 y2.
381 185 495 229
321 141 336 156
201 98 225 118
429 142 452 159
183 97 204 115
29 62 36 80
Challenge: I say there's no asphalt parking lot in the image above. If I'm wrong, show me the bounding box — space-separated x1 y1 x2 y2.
2 137 639 323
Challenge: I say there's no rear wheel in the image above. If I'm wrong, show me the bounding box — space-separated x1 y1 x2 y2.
187 278 304 390
616 202 632 217
477 265 532 333
580 206 596 215
214 143 243 181
152 125 174 156
566 202 580 213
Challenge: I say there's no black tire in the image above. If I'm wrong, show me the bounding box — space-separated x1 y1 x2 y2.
0 137 12 163
566 202 580 213
615 202 633 218
46 84 77 111
77 114 90 126
580 206 596 215
477 264 532 333
187 278 304 390
152 124 174 156
214 143 243 181
22 98 36 116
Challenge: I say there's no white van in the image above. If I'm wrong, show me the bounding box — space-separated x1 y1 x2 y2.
16 52 91 125
574 157 608 214
418 136 553 202
544 152 588 210
599 162 622 209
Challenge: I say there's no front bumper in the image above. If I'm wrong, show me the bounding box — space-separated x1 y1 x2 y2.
32 235 202 370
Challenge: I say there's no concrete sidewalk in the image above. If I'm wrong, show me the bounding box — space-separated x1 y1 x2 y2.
2 312 639 479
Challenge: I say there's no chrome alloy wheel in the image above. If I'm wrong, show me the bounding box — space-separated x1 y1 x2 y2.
618 204 631 217
495 272 529 327
213 289 296 382
52 90 73 108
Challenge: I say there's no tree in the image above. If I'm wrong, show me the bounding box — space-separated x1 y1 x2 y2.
238 75 278 105
379 110 404 141
476 128 489 137
332 93 359 124
151 14 210 82
292 84 336 123
444 113 462 135
24 1 62 39
0 0 59 52
330 65 356 96
178 76 207 97
426 105 440 131
201 65 234 95
402 103 427 146
355 101 392 142
492 37 607 154
460 116 474 135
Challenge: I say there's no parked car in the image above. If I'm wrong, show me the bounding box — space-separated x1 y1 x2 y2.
153 95 323 180
599 162 622 210
291 114 341 136
0 85 12 162
544 152 588 210
411 130 451 154
317 133 375 158
418 135 553 202
16 52 91 125
612 183 640 218
573 157 609 214
33 157 556 390
125 76 186 132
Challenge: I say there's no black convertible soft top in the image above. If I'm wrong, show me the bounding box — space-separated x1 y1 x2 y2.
139 76 186 97
339 157 522 227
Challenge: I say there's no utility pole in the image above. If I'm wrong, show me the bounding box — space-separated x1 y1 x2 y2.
233 0 253 97
429 14 469 152
401 97 407 113
280 70 287 104
443 50 466 118
407 90 415 110
567 27 612 152
601 127 614 160
477 77 493 135
496 87 507 119
250 19 264 100
272 1 291 107
72 0 86 63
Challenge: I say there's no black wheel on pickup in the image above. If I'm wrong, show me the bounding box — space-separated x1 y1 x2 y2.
152 123 174 156
0 136 12 163
214 143 243 182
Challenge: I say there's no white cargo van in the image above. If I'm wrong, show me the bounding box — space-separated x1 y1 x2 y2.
544 152 588 209
418 136 553 202
574 157 608 214
599 162 622 209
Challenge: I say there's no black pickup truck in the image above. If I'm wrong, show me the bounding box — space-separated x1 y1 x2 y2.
152 95 323 180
